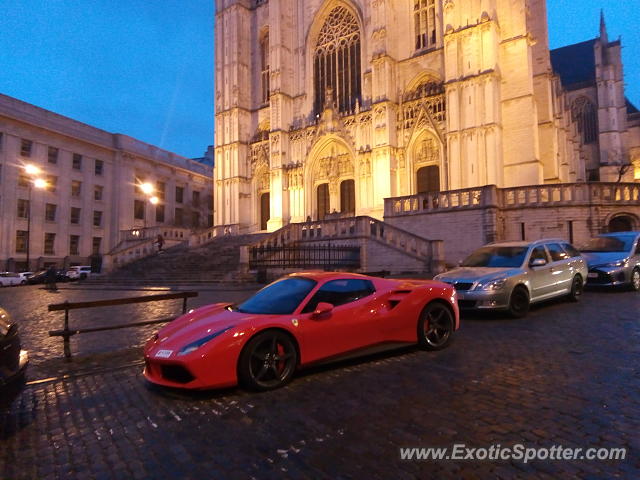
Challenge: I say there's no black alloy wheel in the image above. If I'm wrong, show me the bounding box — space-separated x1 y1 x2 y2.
418 302 454 351
631 268 640 292
567 275 583 302
508 286 530 318
238 331 298 391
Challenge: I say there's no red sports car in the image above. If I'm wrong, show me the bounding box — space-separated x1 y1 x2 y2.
144 272 459 391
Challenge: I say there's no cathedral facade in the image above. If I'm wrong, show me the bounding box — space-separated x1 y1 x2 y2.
214 0 639 233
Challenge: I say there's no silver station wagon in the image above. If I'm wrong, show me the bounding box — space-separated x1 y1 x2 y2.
434 239 588 317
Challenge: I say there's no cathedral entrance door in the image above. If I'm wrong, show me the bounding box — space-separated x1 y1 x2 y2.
417 165 440 193
260 192 270 230
317 183 330 220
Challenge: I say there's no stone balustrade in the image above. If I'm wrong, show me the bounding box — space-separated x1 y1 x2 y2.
385 182 640 217
188 224 241 247
250 215 444 272
385 185 497 217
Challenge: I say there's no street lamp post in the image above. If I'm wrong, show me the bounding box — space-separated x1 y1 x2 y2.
23 165 46 270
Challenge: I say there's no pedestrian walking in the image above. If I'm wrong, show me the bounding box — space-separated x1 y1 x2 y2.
45 265 58 292
155 234 164 253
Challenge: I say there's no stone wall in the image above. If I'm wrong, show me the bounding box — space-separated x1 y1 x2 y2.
385 183 640 266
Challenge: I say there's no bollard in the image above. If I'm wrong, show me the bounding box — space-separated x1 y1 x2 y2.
63 301 72 360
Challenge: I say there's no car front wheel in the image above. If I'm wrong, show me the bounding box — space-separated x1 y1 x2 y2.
238 330 298 391
418 302 454 351
508 286 530 318
631 268 640 292
567 275 583 302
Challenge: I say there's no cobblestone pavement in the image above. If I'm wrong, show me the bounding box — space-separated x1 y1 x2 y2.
0 284 639 479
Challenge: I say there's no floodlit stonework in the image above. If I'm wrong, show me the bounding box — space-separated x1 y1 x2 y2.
0 94 213 271
214 0 639 240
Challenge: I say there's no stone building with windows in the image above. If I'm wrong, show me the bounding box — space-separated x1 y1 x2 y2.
0 94 214 272
214 0 639 240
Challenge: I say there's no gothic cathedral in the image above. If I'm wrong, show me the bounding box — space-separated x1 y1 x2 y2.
214 0 639 233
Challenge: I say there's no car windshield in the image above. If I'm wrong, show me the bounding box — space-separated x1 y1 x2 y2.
461 246 529 268
235 277 317 315
580 236 635 253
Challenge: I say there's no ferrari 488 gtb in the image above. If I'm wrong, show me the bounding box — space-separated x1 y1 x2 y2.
144 272 459 391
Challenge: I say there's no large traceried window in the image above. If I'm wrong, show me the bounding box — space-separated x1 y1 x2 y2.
414 0 436 51
260 34 270 104
314 7 361 115
572 97 598 144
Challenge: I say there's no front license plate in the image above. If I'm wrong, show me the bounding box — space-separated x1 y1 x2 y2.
155 349 173 358
588 273 598 278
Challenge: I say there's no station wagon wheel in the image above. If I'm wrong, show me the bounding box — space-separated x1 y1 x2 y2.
418 302 454 351
508 286 530 318
631 268 640 292
238 331 298 391
567 275 583 302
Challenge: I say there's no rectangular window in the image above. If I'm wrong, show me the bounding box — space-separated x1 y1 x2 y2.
175 207 184 226
93 210 102 227
155 205 165 223
71 180 82 197
175 186 184 203
414 0 437 51
156 181 166 200
18 174 30 188
48 146 59 164
261 36 270 104
207 194 214 211
94 159 104 176
72 153 82 170
0 132 3 151
94 185 103 201
46 175 58 193
15 230 28 253
45 203 57 222
92 237 102 255
69 235 80 255
208 214 214 228
192 190 200 207
44 233 56 255
134 199 145 220
71 207 81 224
20 139 33 157
17 199 29 218
192 211 200 227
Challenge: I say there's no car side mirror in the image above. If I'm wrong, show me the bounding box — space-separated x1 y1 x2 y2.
530 258 547 268
312 302 334 318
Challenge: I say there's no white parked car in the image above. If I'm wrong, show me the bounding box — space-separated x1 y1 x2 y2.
0 273 21 287
66 266 93 280
16 272 34 285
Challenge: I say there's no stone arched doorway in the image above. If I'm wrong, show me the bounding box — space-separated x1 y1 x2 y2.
255 166 271 231
260 192 270 230
410 131 442 194
608 215 636 233
307 139 356 220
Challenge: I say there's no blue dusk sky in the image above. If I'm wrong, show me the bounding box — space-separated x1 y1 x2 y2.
0 1 638 159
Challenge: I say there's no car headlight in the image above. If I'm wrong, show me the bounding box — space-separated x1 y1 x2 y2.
599 259 628 268
177 326 234 356
476 278 508 291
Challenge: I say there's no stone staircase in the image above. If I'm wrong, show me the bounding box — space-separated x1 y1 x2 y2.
86 233 268 286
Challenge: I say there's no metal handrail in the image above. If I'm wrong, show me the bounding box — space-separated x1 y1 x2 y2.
48 291 198 359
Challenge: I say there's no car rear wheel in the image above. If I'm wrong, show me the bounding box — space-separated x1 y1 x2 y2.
418 302 454 351
567 275 583 302
508 286 530 318
238 331 298 391
631 268 640 292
